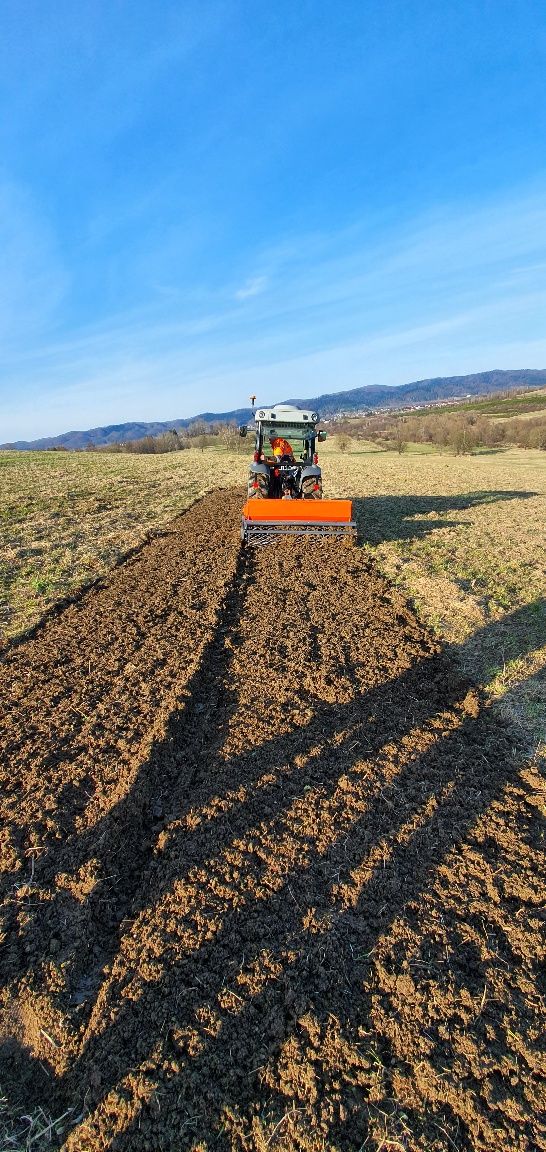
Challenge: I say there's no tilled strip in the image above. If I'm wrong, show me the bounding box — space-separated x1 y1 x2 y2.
1 515 541 1152
56 539 527 1152
0 489 244 1075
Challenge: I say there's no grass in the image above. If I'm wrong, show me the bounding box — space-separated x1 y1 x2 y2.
0 1091 78 1151
1 444 544 756
324 444 546 758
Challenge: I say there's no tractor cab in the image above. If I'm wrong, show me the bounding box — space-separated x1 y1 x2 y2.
240 404 326 501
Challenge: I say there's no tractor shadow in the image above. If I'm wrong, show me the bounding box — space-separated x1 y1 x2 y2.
0 545 258 1006
50 604 545 1148
352 489 538 545
1 543 544 1149
64 674 541 1148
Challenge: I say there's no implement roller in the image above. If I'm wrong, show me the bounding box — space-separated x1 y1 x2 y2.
241 497 355 546
238 402 356 546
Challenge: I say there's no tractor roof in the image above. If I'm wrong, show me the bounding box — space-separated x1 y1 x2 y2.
253 403 319 426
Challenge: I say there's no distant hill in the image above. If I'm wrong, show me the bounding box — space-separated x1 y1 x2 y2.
0 408 254 452
286 368 546 415
3 369 546 450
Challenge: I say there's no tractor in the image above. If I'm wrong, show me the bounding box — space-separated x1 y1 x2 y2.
238 403 355 545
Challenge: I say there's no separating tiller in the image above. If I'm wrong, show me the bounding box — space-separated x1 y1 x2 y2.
239 403 356 546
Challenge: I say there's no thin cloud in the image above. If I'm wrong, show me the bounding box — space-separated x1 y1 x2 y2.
2 184 546 439
235 276 268 301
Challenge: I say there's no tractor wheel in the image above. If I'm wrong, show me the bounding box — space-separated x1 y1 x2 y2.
302 476 322 499
247 472 269 499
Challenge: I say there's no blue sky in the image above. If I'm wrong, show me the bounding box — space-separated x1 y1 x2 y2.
1 0 546 440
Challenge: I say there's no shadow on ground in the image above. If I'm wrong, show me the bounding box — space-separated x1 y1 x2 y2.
353 489 538 545
1 517 544 1152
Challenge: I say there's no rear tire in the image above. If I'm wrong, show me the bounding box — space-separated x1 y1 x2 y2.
302 476 322 499
247 472 269 499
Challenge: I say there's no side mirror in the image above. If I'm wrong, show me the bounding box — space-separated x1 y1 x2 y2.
238 425 248 437
317 430 327 442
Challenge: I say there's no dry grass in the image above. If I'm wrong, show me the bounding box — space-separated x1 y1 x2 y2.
324 443 546 758
0 1092 78 1152
1 444 544 755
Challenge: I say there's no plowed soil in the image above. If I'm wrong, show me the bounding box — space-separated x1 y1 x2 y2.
0 489 544 1152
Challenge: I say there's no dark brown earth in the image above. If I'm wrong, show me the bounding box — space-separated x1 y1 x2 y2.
0 489 544 1151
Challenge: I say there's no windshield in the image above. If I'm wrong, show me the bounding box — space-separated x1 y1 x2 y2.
261 425 314 443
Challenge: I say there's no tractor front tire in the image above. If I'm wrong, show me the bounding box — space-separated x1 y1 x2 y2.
302 476 322 499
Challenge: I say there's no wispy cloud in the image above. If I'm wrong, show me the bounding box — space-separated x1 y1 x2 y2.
2 183 546 440
235 276 268 301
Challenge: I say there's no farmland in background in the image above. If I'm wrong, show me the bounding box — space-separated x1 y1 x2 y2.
1 444 544 759
334 385 546 453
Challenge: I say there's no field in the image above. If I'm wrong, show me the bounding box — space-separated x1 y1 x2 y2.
328 448 546 754
0 447 545 1151
411 388 546 418
2 446 544 753
0 449 248 643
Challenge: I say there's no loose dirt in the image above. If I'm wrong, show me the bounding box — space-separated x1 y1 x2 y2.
0 490 543 1151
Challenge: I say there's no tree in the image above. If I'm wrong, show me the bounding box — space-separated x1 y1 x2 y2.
188 419 208 439
449 420 477 455
336 433 351 453
219 423 239 452
394 424 408 454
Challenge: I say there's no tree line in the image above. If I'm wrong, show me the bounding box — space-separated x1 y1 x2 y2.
87 421 243 454
334 408 546 454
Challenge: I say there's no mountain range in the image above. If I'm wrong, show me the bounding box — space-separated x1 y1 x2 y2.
3 369 546 450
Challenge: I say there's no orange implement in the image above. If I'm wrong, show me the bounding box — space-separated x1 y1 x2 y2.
242 498 353 522
241 498 356 545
